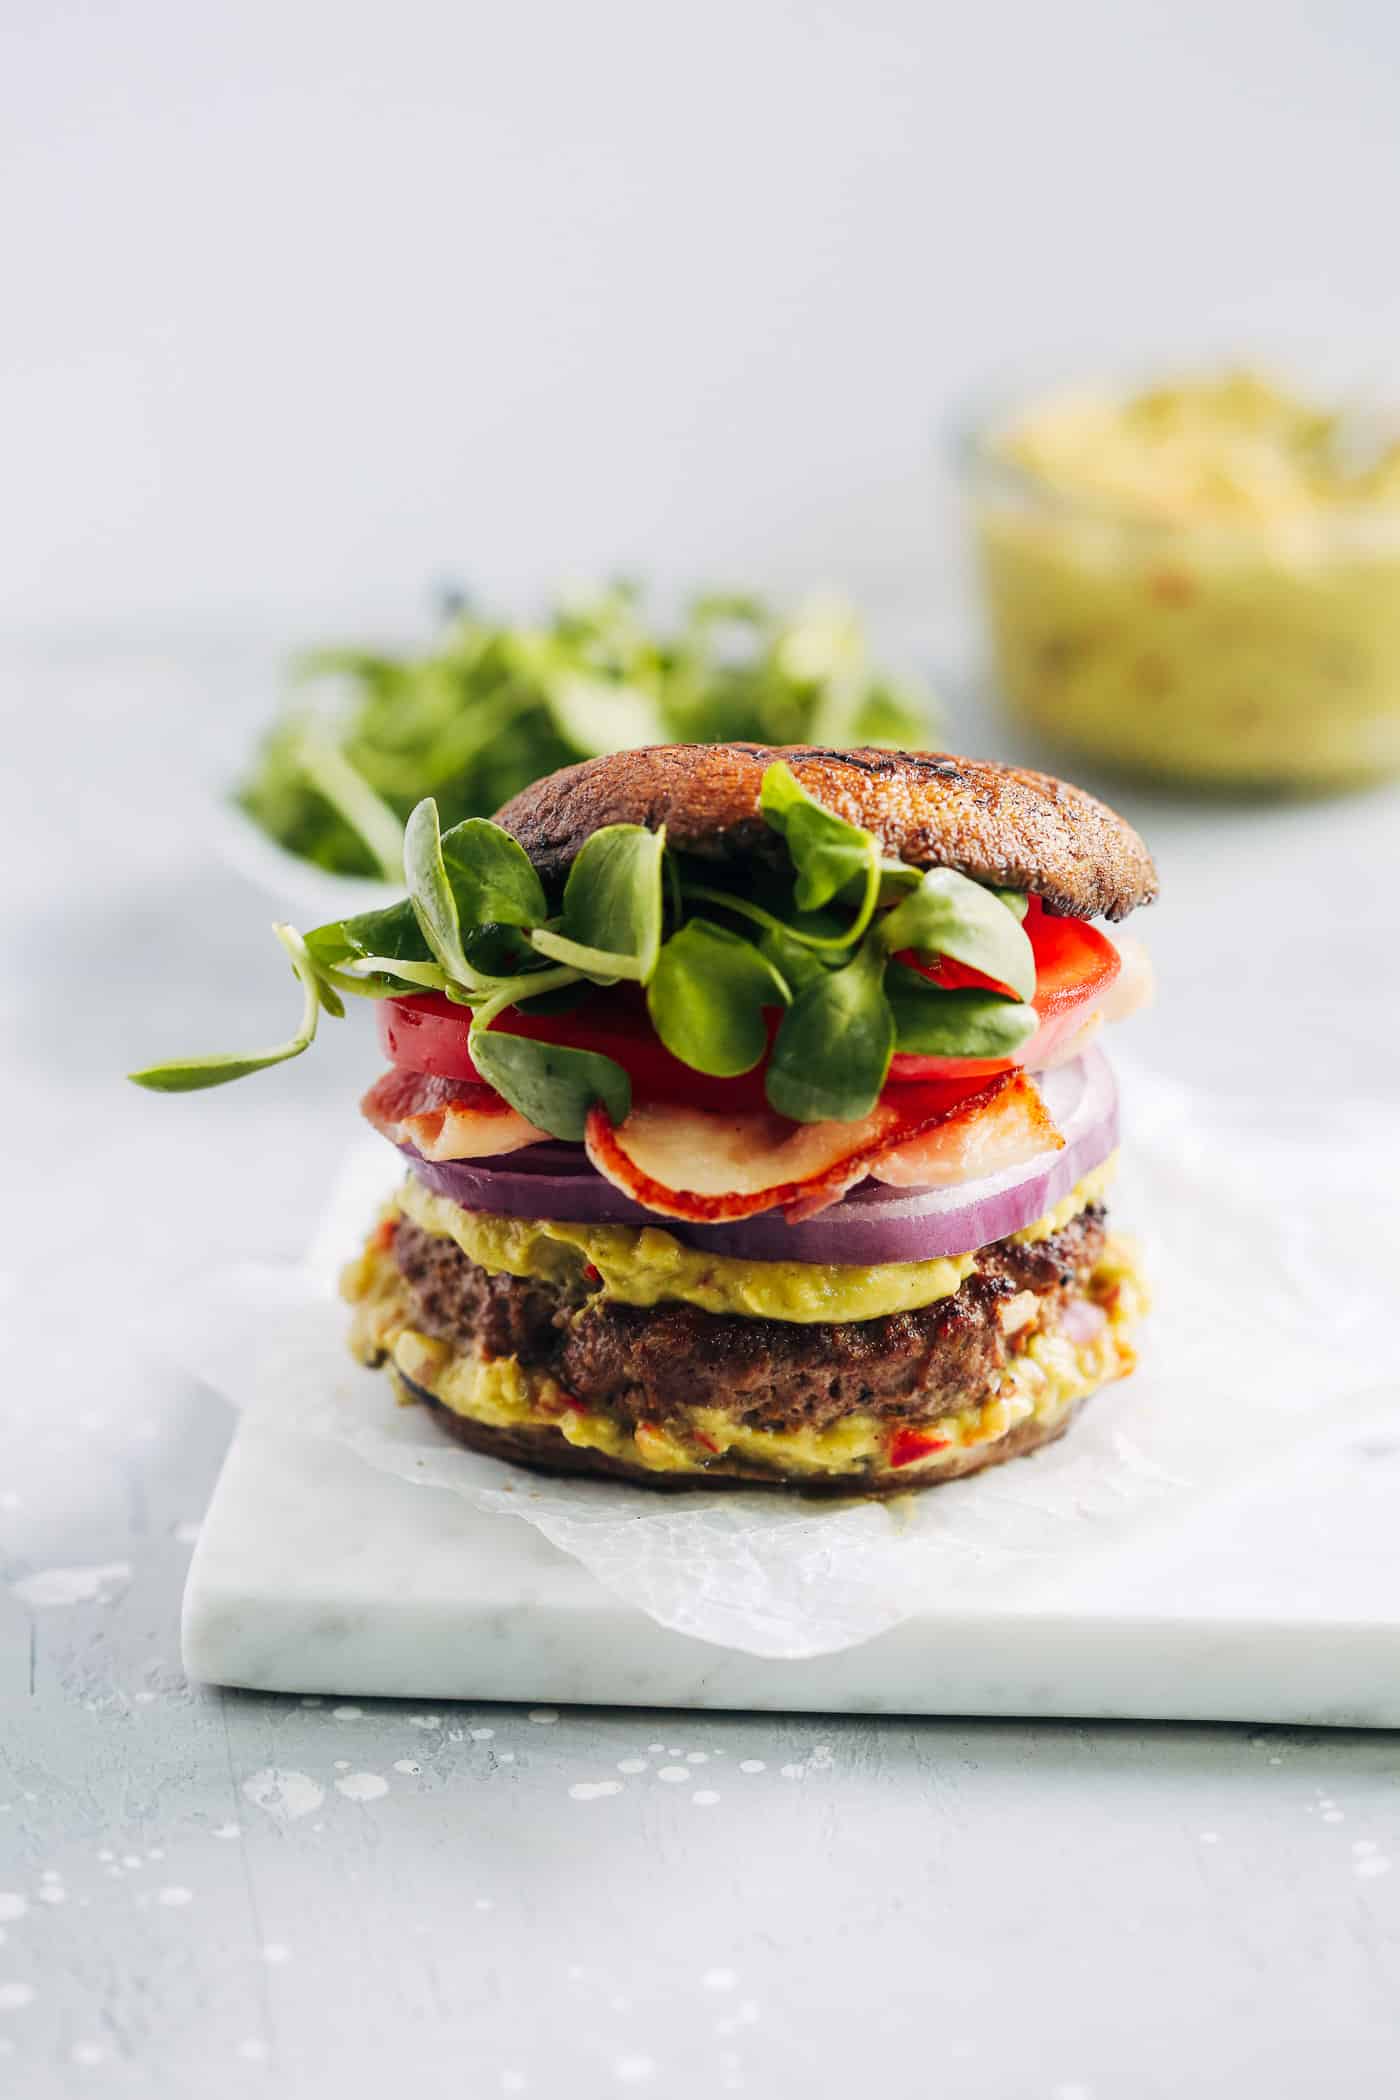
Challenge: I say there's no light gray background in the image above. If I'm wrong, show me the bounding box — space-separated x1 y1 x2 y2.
5 5 1400 2096
6 0 1400 637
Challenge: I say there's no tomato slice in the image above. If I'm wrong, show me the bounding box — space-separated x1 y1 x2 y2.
376 989 774 1112
1021 898 1122 1016
886 899 1121 1082
378 902 1123 1106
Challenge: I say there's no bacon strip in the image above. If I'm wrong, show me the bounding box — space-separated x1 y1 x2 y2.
360 1068 549 1162
365 1061 1065 1218
864 1072 1063 1191
584 1072 1036 1224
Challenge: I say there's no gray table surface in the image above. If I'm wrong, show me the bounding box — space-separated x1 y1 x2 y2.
3 631 1400 2100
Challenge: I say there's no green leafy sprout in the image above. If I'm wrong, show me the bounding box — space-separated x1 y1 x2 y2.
236 583 935 881
130 764 1038 1138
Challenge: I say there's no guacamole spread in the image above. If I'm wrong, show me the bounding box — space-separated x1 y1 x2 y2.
974 371 1400 788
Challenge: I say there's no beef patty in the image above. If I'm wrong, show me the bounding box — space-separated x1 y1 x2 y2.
388 1206 1108 1436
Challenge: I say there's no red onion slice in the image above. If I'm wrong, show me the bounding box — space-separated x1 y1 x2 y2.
397 1051 1118 1264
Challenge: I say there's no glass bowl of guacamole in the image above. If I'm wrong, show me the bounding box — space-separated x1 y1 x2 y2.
963 370 1400 790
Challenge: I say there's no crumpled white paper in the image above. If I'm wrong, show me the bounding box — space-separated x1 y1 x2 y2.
152 1056 1400 1660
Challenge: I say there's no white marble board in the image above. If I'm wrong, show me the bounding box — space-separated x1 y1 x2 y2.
183 1382 1400 1724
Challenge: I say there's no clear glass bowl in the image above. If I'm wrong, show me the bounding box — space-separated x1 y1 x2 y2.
959 390 1400 792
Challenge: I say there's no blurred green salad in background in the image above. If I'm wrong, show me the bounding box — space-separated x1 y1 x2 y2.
237 582 934 880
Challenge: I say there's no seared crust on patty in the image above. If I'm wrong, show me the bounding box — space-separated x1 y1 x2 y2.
391 1207 1106 1436
398 1377 1086 1497
494 743 1158 922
